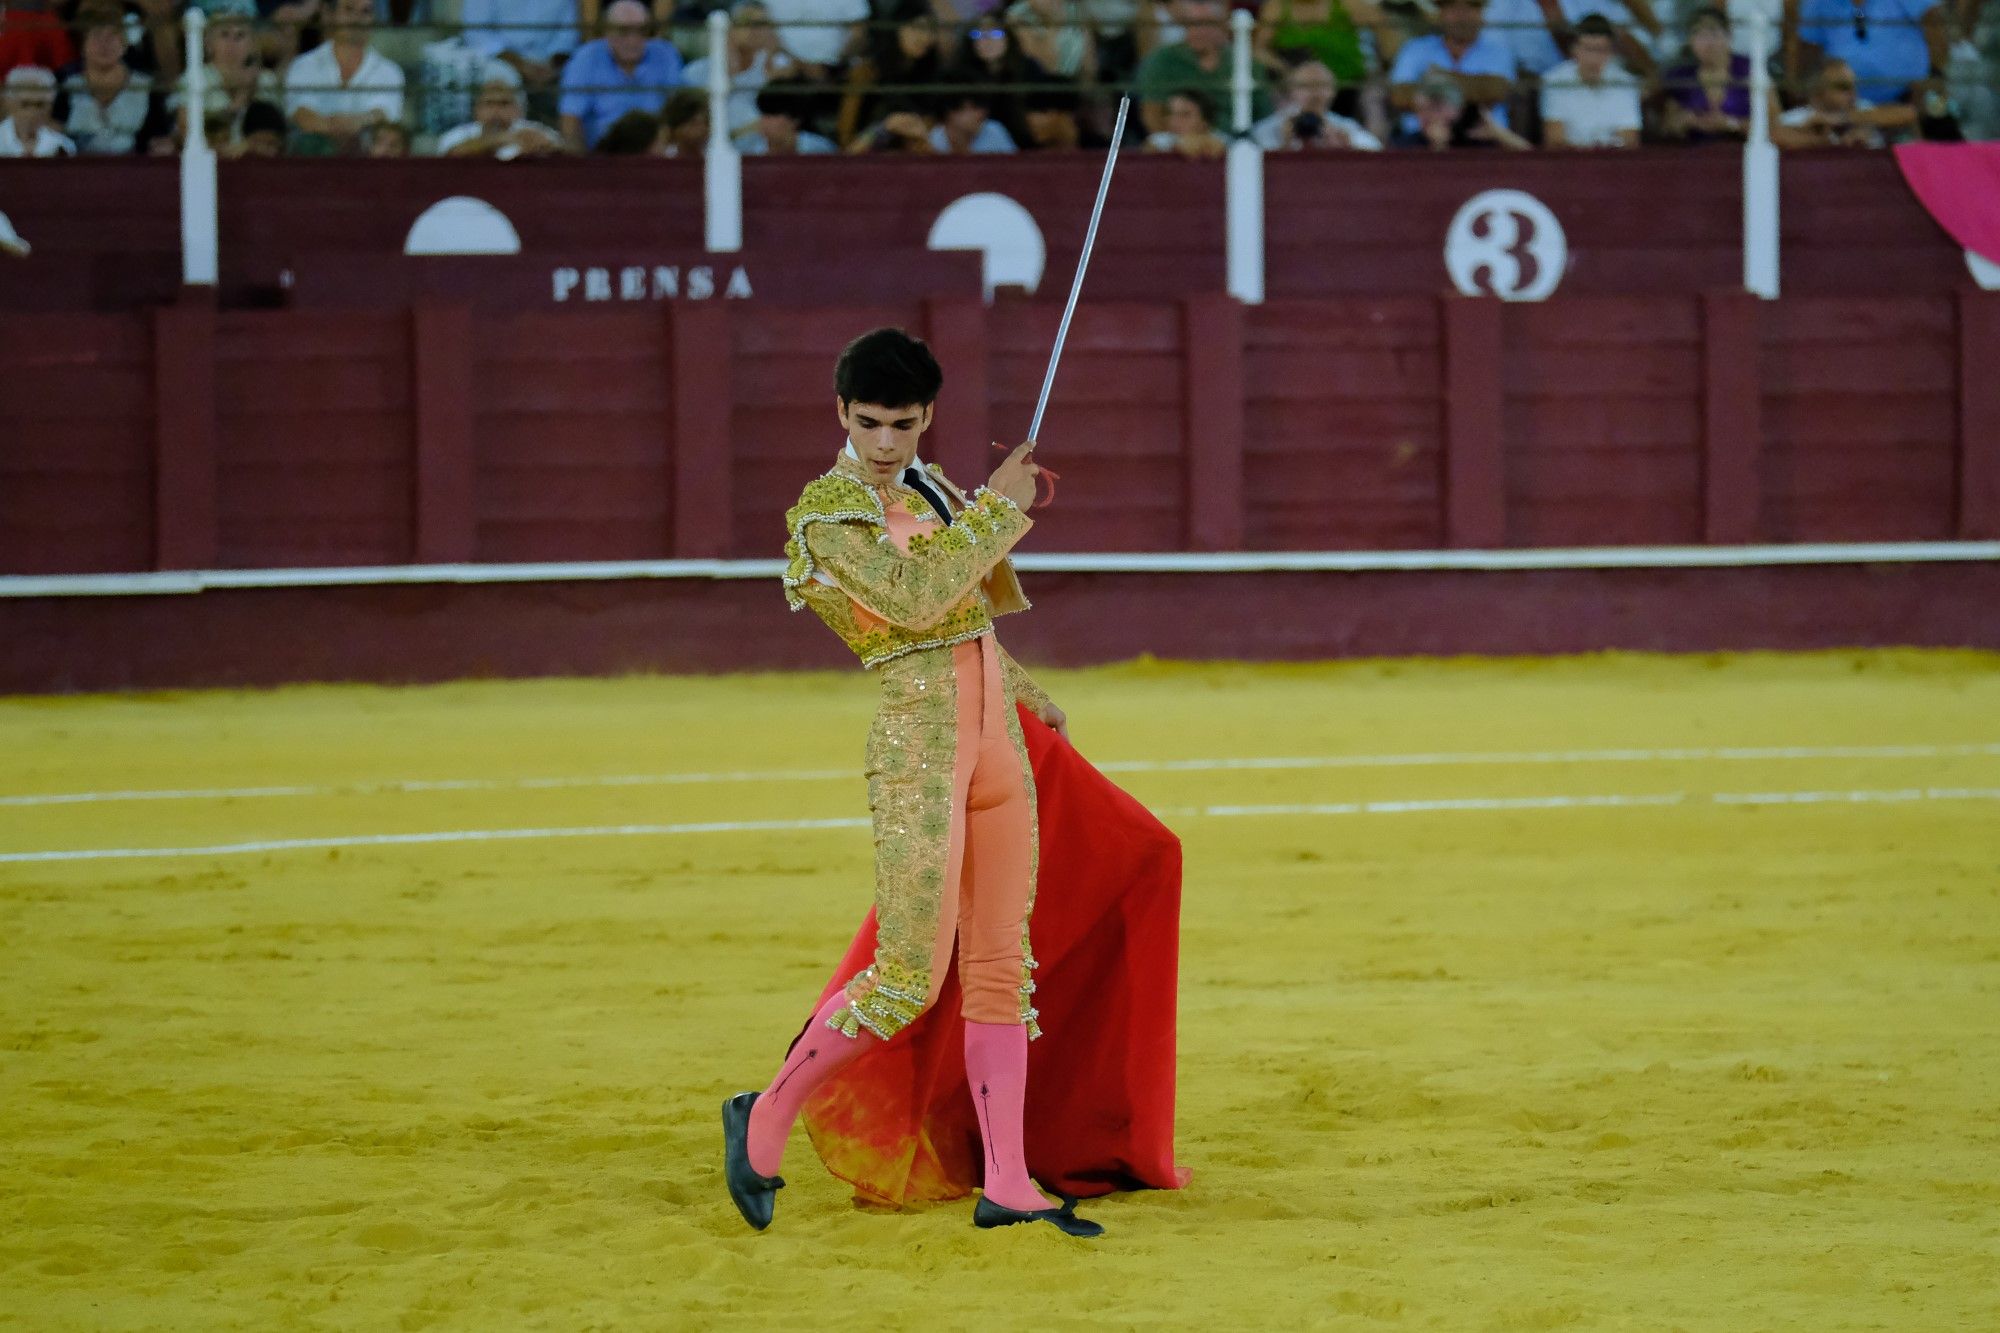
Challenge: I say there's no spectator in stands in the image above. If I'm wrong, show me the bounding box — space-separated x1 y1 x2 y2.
559 0 683 149
849 94 935 151
1773 55 1892 142
257 0 326 73
1083 0 1142 79
1021 81 1084 145
0 1 74 78
1482 0 1657 80
930 89 1019 148
1251 55 1382 146
0 62 71 152
740 77 837 150
460 0 580 108
945 19 1037 147
763 0 869 78
1539 12 1641 144
1007 0 1098 80
365 117 408 154
681 0 789 137
56 2 169 153
1788 0 1948 105
170 0 280 150
284 0 406 152
1136 0 1273 134
1144 84 1227 153
658 85 707 154
593 105 662 151
1655 5 1775 140
1394 68 1531 143
436 61 566 155
837 0 942 144
233 95 286 154
1388 0 1518 135
1252 0 1377 108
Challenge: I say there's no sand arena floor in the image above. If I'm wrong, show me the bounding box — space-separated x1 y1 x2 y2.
1 650 1997 1330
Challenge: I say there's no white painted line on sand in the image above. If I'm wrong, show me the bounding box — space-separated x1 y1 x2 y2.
4 743 1995 809
5 786 1997 865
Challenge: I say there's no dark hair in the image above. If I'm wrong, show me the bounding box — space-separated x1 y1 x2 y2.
241 99 287 139
1686 4 1730 28
1572 12 1616 39
938 90 992 116
755 79 807 119
596 109 661 153
834 328 943 409
1022 83 1080 114
1168 86 1216 128
661 87 708 131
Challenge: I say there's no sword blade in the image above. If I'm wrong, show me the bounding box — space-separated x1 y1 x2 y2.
1027 95 1131 446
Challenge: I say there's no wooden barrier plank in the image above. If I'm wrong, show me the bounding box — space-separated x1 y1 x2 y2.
922 297 990 486
411 304 476 564
1958 293 2000 541
1183 294 1245 552
668 302 734 558
152 295 217 570
1702 291 1762 544
1441 297 1505 548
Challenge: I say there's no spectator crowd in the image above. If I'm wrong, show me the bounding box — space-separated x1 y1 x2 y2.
0 0 1993 159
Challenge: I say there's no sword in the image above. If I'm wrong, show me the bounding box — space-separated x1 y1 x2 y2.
1024 96 1132 469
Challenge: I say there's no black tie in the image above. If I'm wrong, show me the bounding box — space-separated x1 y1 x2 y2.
903 467 954 525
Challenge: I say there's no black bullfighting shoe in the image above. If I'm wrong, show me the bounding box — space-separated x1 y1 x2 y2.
721 1091 785 1231
972 1193 1106 1238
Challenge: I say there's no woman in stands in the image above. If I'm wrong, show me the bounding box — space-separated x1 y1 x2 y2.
721 328 1188 1238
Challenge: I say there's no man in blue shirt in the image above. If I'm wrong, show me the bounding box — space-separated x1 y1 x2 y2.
558 0 685 149
1388 0 1519 136
1790 0 1947 103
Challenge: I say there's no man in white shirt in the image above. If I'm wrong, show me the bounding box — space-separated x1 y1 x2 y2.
680 0 793 136
1774 58 1887 147
0 66 75 158
1250 59 1382 150
284 0 407 151
434 62 566 157
1539 13 1641 146
1483 0 1658 77
762 0 869 74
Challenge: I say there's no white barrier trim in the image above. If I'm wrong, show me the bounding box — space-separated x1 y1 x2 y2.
3 542 1997 599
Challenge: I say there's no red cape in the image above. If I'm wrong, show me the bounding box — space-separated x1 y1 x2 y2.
798 705 1193 1204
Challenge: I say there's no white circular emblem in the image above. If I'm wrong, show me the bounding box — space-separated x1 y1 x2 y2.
928 192 1046 299
1966 248 2000 292
1444 189 1567 301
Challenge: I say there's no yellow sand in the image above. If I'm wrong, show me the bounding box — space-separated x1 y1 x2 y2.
2 651 1997 1331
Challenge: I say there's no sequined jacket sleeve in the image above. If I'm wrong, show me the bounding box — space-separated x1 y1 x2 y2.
998 644 1056 716
804 488 1032 632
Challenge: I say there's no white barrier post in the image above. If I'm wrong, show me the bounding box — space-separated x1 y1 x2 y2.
704 8 743 253
179 8 219 286
1742 8 1779 298
1225 8 1264 303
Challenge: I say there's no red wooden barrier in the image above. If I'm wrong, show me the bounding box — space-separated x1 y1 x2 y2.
7 293 2000 577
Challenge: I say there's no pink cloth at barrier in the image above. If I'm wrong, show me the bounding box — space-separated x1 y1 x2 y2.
1894 143 2000 268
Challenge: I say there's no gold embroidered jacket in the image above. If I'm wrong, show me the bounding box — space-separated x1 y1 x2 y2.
783 456 1034 668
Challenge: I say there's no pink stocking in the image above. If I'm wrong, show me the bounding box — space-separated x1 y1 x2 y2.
963 1019 1053 1212
746 991 877 1177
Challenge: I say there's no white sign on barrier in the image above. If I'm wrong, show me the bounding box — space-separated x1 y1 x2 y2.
1444 189 1567 302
